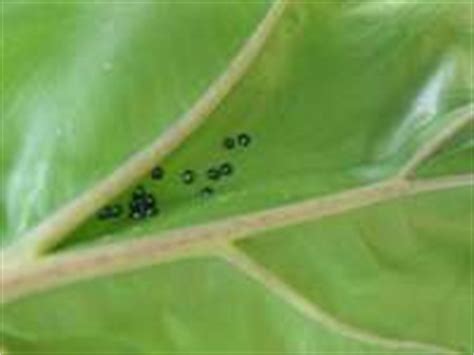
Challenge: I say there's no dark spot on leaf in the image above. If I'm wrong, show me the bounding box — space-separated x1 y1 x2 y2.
207 167 220 181
97 204 122 220
132 185 146 199
220 162 233 176
200 186 214 198
237 133 251 147
129 187 158 221
110 204 123 217
151 166 164 180
223 137 235 150
181 169 195 184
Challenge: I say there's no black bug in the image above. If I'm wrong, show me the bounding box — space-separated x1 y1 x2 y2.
132 185 146 199
97 206 111 220
223 137 236 150
219 162 233 176
97 204 123 220
151 166 164 180
207 167 220 181
237 133 252 147
111 204 123 217
200 186 214 198
181 169 196 184
128 186 159 221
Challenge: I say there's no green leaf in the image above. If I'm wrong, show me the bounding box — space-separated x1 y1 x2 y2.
239 187 471 351
1 1 472 354
415 128 473 177
2 0 272 245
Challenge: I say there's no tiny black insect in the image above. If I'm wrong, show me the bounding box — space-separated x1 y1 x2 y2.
132 185 146 199
97 207 111 220
129 199 147 214
207 167 220 181
110 204 123 217
219 162 233 176
97 204 122 220
223 137 236 150
200 186 214 198
151 166 164 180
181 169 195 184
144 194 156 207
237 133 252 147
129 186 159 221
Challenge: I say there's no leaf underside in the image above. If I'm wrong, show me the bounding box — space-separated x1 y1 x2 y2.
1 1 473 354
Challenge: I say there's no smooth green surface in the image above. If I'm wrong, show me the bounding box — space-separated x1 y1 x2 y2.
1 1 271 245
0 258 423 354
239 188 472 352
57 1 472 249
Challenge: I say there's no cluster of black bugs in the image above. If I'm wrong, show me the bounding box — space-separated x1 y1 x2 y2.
129 185 159 220
207 162 233 181
97 132 252 222
223 132 252 150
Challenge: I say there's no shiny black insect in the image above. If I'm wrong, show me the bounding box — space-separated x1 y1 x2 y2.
181 169 195 184
129 186 159 220
219 162 233 176
151 166 164 180
200 186 214 198
97 204 123 220
237 133 251 147
132 185 146 199
207 167 220 181
223 137 236 150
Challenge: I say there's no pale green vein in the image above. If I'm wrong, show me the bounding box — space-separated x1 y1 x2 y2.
220 244 459 354
3 0 288 263
1 174 471 303
397 105 473 178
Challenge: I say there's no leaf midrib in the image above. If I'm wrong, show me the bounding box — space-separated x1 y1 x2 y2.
3 173 471 302
2 175 468 353
2 0 288 263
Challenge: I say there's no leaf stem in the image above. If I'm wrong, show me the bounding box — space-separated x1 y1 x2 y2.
2 174 471 303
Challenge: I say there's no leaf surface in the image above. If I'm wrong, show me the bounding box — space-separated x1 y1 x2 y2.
1 1 472 354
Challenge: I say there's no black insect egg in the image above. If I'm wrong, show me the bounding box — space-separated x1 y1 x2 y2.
132 185 146 199
219 162 233 176
145 194 155 207
97 204 123 220
199 186 214 198
128 186 159 221
181 169 195 184
223 137 236 150
151 166 164 180
97 207 111 220
237 133 251 147
207 167 221 181
111 204 123 217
